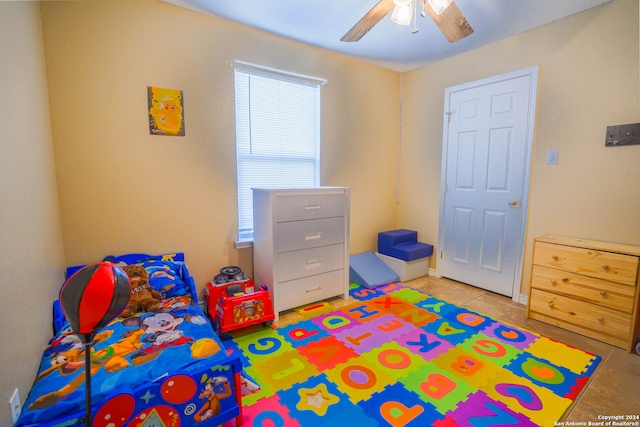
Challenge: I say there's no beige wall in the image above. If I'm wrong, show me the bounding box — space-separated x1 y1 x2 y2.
399 0 640 297
40 0 400 293
0 3 66 425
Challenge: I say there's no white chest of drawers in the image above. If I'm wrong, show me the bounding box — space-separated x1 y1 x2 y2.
252 187 351 320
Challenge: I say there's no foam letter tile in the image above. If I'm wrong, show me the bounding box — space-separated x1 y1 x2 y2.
388 286 430 305
483 369 573 426
323 356 393 404
399 361 475 415
242 394 300 427
480 321 538 351
459 332 522 368
253 349 319 392
350 285 385 301
279 319 329 348
241 365 274 406
297 301 334 318
344 302 384 322
450 308 495 332
430 345 501 390
448 391 538 427
360 382 442 427
397 328 454 362
367 295 414 317
416 296 461 317
361 341 425 381
297 335 359 371
313 311 360 334
395 305 440 328
235 328 293 363
524 335 601 376
505 352 580 398
422 317 475 346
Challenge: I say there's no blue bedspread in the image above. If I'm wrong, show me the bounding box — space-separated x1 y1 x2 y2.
17 295 235 427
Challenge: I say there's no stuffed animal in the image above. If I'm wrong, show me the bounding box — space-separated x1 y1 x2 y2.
120 265 163 318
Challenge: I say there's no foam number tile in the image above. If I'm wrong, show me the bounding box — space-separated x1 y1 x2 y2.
323 356 393 404
524 336 601 376
448 391 539 427
483 369 573 426
399 361 475 415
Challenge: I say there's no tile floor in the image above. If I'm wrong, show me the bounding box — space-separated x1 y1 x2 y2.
275 275 640 424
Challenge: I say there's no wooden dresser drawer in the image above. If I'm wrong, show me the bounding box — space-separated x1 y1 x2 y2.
275 217 345 253
276 193 345 222
529 289 631 341
276 243 344 283
533 241 639 286
531 265 635 313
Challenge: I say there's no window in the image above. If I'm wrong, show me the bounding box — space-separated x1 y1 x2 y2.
232 61 326 244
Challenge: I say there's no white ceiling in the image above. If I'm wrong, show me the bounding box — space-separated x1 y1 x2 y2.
161 0 613 73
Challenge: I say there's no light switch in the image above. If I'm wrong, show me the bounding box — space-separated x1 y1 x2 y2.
547 149 558 165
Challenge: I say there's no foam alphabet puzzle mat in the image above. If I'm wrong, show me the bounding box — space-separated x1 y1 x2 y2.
225 283 601 427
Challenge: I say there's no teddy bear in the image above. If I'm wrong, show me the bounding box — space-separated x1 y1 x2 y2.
120 264 163 318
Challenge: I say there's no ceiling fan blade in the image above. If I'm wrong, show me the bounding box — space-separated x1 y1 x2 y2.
422 0 473 43
341 0 395 42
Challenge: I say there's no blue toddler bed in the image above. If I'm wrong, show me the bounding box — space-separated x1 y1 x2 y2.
15 252 244 427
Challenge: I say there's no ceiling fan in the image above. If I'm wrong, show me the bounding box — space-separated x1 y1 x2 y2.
341 0 473 43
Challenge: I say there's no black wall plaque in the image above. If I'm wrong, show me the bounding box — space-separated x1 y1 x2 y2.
605 123 640 147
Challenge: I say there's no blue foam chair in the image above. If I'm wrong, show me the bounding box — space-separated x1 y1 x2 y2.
378 229 433 262
349 252 399 288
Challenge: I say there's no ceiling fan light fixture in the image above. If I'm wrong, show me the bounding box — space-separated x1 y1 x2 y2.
427 0 453 15
391 3 413 26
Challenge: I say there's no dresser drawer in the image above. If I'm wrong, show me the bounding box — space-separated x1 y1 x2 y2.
529 289 631 340
533 242 639 286
276 193 345 222
276 244 344 282
275 270 345 312
531 265 635 313
275 217 345 253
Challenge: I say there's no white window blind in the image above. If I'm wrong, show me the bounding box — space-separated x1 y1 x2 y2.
233 61 325 242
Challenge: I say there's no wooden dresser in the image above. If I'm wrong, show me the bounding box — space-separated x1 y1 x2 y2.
527 235 640 352
253 187 350 321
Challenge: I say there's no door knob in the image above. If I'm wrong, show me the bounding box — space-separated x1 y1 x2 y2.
508 199 521 207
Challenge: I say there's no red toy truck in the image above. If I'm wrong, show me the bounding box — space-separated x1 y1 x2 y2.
204 266 274 339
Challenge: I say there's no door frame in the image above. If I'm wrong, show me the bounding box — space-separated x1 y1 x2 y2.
437 65 539 303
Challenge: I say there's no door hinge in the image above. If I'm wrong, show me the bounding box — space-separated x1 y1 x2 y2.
440 250 443 259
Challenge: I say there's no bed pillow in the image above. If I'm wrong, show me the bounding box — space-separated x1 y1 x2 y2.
136 259 191 298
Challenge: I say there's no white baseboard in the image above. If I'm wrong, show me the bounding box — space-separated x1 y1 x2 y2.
518 294 528 306
428 268 440 278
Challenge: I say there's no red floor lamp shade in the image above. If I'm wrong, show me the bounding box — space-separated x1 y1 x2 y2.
59 262 131 427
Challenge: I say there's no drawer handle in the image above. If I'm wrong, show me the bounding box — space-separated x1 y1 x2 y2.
306 287 322 293
600 291 607 298
551 280 557 286
562 278 570 283
305 259 322 268
597 317 605 325
305 232 322 240
602 265 610 272
548 301 554 309
552 255 559 262
305 204 322 210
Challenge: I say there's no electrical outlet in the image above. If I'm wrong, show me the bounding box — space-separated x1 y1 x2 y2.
9 388 21 425
547 149 558 165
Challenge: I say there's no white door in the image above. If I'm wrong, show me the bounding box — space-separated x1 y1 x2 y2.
438 67 538 300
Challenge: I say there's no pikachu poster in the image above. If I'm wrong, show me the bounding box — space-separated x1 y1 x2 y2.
148 86 185 136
